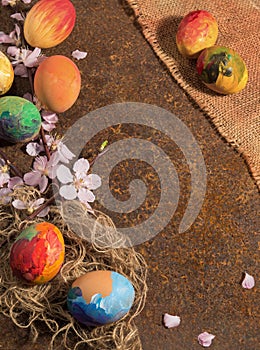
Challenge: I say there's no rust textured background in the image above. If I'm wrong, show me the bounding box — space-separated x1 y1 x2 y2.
0 1 259 349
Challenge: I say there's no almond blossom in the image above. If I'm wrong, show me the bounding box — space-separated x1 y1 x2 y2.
12 198 49 217
0 158 10 187
2 0 32 6
26 135 74 164
24 154 59 192
163 313 181 328
7 46 46 77
41 111 59 132
0 23 20 45
198 332 215 347
242 272 255 289
57 158 101 210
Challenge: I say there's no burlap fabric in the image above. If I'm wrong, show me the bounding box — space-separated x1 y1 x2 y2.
126 0 260 189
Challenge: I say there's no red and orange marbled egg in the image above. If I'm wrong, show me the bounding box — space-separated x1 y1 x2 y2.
176 10 218 58
10 222 65 284
24 0 76 49
34 55 81 113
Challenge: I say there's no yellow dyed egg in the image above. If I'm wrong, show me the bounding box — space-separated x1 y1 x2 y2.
0 51 14 95
196 46 248 94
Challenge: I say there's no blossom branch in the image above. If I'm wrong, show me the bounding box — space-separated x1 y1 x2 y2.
0 149 23 178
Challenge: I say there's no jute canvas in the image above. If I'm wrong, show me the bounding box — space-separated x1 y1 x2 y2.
126 0 260 189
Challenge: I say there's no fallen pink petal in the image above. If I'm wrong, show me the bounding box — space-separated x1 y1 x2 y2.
198 332 215 347
242 272 255 289
72 49 87 60
163 313 181 328
10 12 24 21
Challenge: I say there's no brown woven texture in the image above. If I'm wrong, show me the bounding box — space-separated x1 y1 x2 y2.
126 0 260 189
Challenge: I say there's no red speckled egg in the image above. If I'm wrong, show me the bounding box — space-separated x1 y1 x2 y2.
176 10 218 58
34 55 81 113
24 0 76 49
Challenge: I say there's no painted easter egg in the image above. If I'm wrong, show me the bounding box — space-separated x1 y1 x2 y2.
67 270 135 326
10 222 65 284
176 10 218 58
0 96 41 143
196 46 248 94
24 0 76 49
34 55 81 113
0 51 14 95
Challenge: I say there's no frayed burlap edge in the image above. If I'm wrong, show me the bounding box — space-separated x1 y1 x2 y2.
125 0 260 190
0 187 147 350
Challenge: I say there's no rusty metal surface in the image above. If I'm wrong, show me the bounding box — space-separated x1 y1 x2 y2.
0 1 259 349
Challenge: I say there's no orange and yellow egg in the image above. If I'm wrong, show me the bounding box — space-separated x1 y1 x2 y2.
24 0 76 49
0 51 14 95
34 55 81 113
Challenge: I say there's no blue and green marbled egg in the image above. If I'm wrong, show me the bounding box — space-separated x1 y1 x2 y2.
67 270 135 326
0 96 41 143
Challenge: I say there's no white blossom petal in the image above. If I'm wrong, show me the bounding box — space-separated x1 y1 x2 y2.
84 174 101 190
39 175 48 192
163 314 181 328
7 45 19 57
242 272 255 289
78 188 95 203
12 199 27 210
37 206 49 217
73 158 89 174
10 13 24 21
31 198 45 208
8 176 23 189
72 49 87 60
24 171 42 186
0 188 12 204
59 184 77 200
58 143 75 163
0 172 10 187
57 165 73 184
26 142 43 156
198 332 215 347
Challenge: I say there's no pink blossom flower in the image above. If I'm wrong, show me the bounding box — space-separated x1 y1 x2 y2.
0 24 20 45
0 159 10 187
26 134 74 164
8 176 23 189
12 198 49 217
2 0 32 6
57 158 101 209
163 313 181 328
41 111 58 132
198 332 215 347
7 46 46 77
23 154 58 192
72 50 87 60
242 272 255 289
0 187 12 204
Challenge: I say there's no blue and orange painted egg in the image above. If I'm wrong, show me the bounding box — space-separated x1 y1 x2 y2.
67 270 135 326
10 222 65 284
0 96 41 143
196 46 248 94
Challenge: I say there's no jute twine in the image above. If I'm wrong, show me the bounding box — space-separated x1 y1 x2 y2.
126 0 260 189
0 186 147 350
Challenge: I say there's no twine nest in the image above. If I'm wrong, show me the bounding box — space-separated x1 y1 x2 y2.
0 186 148 350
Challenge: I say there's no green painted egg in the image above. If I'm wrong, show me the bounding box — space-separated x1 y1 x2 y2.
0 96 41 143
196 46 248 94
